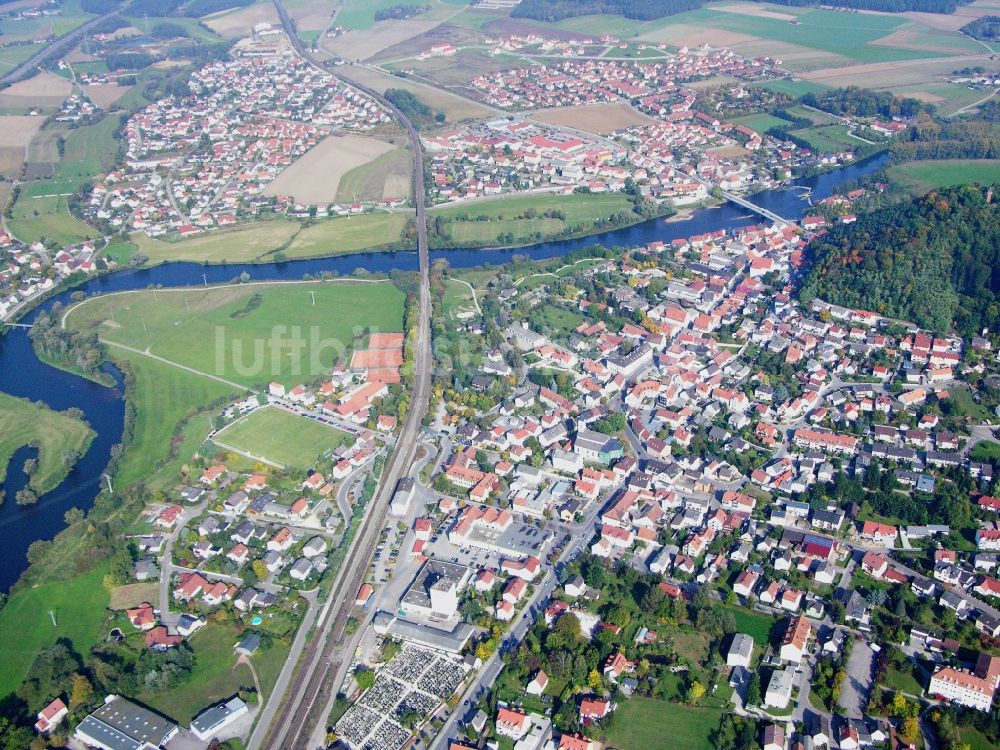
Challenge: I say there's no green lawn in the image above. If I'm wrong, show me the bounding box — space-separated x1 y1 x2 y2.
972 440 1000 462
958 724 998 750
888 159 1000 194
215 406 353 469
537 303 584 334
604 698 722 750
884 661 924 696
729 113 794 133
792 124 860 153
431 193 635 247
949 384 994 423
132 212 409 264
139 622 289 725
727 606 777 647
66 281 405 389
0 392 95 494
0 562 110 698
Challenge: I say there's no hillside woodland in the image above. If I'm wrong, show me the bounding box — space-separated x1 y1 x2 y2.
799 185 1000 336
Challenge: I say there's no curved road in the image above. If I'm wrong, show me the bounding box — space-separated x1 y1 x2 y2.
250 3 431 750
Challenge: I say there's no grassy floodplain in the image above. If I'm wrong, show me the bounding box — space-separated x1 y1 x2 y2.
130 212 410 264
0 561 110 697
59 280 403 485
429 192 640 247
0 392 95 494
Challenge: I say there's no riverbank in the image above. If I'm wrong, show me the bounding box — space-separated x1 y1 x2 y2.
0 151 890 593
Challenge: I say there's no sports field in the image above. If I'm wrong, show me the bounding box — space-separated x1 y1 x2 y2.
215 406 353 469
604 699 722 750
64 281 406 389
888 159 1000 193
430 192 635 246
7 185 97 246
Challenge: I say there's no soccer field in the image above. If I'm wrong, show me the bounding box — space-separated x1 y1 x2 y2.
215 406 353 470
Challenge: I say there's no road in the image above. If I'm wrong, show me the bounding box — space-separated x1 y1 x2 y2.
251 3 432 749
0 9 123 87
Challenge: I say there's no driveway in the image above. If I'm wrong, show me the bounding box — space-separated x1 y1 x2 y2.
839 638 874 718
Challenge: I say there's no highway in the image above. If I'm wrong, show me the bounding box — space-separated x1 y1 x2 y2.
0 9 123 88
251 3 433 749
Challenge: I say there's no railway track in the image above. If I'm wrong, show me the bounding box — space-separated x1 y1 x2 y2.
255 3 432 749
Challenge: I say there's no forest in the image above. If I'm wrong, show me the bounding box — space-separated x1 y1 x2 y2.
511 0 702 22
801 87 928 120
960 14 1000 40
799 185 1000 336
384 88 443 129
509 0 967 20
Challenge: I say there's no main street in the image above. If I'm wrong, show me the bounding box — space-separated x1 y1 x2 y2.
250 3 433 749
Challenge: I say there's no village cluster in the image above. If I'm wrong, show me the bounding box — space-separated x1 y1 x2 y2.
81 40 390 239
419 48 865 207
0 234 104 320
312 206 1000 750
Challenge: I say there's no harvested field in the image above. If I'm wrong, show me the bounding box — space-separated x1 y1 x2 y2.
636 23 759 48
84 83 132 107
264 135 395 204
204 3 279 38
715 3 799 21
387 49 524 87
0 147 23 178
335 146 412 202
0 71 71 110
285 0 335 32
800 53 996 87
324 20 444 60
872 29 979 55
340 65 491 122
530 101 655 135
109 583 158 610
0 116 44 147
364 19 481 62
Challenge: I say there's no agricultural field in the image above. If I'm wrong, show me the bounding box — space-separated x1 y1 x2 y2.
264 134 397 204
64 281 406 390
603 698 722 750
335 146 412 202
791 124 861 153
131 212 410 264
887 159 1000 194
203 1 280 38
6 183 97 246
342 64 492 122
0 562 110 698
0 115 44 149
0 392 95 495
430 192 635 247
214 406 353 469
0 71 71 112
530 101 655 135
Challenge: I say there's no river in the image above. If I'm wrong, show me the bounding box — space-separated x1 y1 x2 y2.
0 153 887 590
